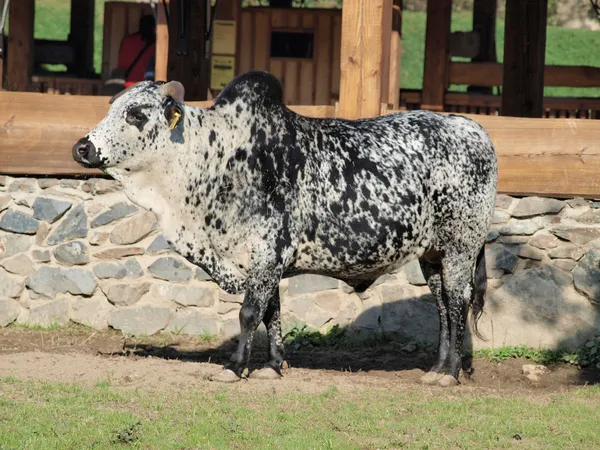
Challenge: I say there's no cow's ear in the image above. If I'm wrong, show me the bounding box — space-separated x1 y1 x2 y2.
159 80 185 104
164 102 183 131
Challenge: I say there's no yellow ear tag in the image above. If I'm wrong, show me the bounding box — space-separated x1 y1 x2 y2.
169 109 182 130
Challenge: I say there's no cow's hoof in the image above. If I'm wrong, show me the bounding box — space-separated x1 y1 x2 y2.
209 369 241 383
438 375 459 387
249 367 282 380
420 371 444 385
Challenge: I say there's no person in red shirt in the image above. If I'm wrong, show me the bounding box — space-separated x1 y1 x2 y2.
116 14 156 87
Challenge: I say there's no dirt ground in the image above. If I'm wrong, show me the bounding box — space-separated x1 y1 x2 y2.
1 327 599 397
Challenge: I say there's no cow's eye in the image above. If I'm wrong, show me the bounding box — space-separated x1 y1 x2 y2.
126 109 147 125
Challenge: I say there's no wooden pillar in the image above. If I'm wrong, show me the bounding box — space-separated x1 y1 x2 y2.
501 0 548 118
69 0 95 76
167 0 209 101
338 0 393 119
155 0 169 82
421 0 452 112
6 0 34 91
468 0 497 94
388 0 402 109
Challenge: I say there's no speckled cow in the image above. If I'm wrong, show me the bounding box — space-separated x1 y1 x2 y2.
72 71 498 387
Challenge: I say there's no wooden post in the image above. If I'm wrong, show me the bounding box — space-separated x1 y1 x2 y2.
155 0 169 82
421 0 452 112
501 0 548 118
468 0 497 94
6 0 34 91
338 0 393 119
388 0 402 109
69 0 95 76
167 0 209 101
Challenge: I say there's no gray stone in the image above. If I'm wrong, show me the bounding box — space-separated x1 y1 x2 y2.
12 194 36 208
592 201 600 209
195 267 212 281
53 241 89 266
554 259 577 271
38 179 59 189
93 259 143 280
47 204 87 245
492 210 511 224
26 266 97 298
501 265 573 310
0 254 33 276
45 186 92 201
0 176 10 187
0 232 32 260
32 250 51 262
147 234 171 254
486 246 518 273
19 298 70 328
403 260 426 285
110 210 157 245
8 179 38 193
36 222 49 245
573 249 600 303
517 244 545 261
495 194 515 210
528 232 559 249
550 225 600 246
220 317 241 337
312 291 343 313
219 291 243 304
93 247 145 259
60 179 80 188
100 282 151 307
287 274 338 295
0 267 25 298
89 231 109 246
499 235 530 244
0 297 22 327
0 210 39 234
70 295 115 330
548 244 585 260
511 197 565 218
166 309 218 335
219 301 239 315
570 209 600 225
568 198 589 208
82 179 122 195
90 201 138 228
32 197 72 223
148 257 192 282
499 219 543 236
148 283 216 307
108 304 174 335
486 230 499 242
0 194 10 212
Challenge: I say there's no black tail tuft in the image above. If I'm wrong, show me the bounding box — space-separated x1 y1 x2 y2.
471 244 487 341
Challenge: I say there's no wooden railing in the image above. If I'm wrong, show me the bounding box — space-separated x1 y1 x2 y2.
30 76 104 96
2 91 600 198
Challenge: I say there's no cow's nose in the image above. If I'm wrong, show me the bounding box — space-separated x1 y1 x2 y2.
72 138 103 168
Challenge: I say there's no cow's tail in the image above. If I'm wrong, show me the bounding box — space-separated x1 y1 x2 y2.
470 244 487 341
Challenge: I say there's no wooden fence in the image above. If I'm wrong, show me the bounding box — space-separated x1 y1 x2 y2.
1 91 600 199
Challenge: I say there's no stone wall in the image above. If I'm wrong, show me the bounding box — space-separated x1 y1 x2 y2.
1 175 599 351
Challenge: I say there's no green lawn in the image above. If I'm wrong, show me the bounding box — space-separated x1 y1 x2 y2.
1 376 599 449
29 1 600 97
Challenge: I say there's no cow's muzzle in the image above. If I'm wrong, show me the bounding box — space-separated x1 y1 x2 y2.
72 137 104 169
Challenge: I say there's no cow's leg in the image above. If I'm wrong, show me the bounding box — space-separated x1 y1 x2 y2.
418 253 450 385
249 291 285 380
435 251 477 387
210 262 282 383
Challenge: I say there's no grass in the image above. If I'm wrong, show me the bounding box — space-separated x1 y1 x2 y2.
27 1 600 97
0 376 599 449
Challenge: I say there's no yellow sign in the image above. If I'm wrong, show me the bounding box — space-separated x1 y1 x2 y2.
212 20 236 55
210 56 235 90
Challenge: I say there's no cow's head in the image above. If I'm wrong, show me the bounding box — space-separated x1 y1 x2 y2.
72 80 186 172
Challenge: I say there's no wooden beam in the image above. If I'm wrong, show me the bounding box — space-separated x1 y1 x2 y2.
421 0 452 112
155 0 169 81
6 0 34 91
450 62 600 88
167 0 209 101
388 0 402 109
468 0 497 94
69 0 95 76
501 0 548 117
338 0 393 119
